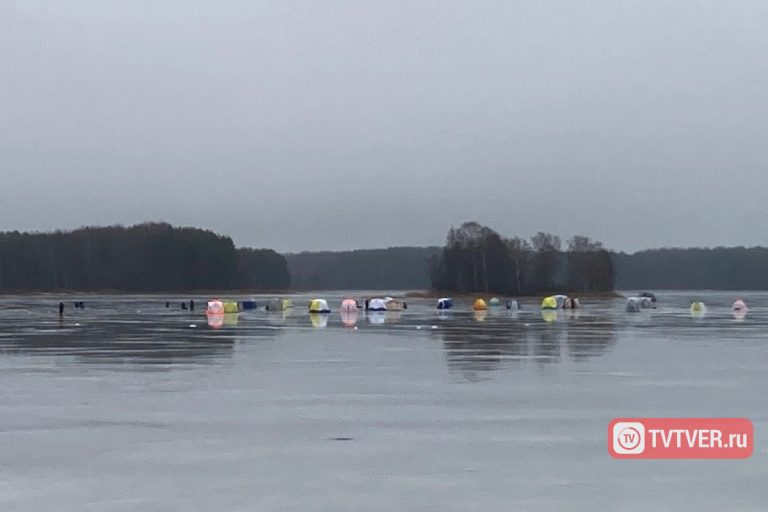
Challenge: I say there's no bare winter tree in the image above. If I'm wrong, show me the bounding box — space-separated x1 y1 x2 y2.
530 232 561 291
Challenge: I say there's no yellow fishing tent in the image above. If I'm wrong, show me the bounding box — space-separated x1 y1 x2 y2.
690 301 706 318
309 299 330 313
541 296 558 310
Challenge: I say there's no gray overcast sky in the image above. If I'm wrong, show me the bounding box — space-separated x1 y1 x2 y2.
2 1 767 252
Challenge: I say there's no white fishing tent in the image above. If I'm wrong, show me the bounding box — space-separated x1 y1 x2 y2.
367 298 387 311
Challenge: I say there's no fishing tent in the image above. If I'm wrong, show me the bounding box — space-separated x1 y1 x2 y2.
367 298 387 311
541 296 558 310
690 302 706 317
473 298 487 311
267 298 294 312
625 297 642 312
341 299 359 311
309 299 331 313
241 299 258 311
207 300 224 315
563 297 580 309
437 298 454 310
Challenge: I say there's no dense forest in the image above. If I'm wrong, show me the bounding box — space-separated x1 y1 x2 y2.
613 247 768 290
429 222 614 294
0 223 290 292
285 247 440 290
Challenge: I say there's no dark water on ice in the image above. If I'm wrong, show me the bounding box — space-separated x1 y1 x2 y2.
0 291 766 511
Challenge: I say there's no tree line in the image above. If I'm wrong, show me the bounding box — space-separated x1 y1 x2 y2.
3 222 766 293
429 222 614 295
0 223 290 292
285 247 440 290
285 242 768 292
613 247 768 290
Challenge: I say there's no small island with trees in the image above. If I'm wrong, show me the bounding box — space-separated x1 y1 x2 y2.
428 222 614 295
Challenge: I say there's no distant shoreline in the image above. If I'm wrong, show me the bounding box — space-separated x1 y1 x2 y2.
404 290 624 299
0 289 293 296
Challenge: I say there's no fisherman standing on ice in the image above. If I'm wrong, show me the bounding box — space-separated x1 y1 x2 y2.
58 302 64 317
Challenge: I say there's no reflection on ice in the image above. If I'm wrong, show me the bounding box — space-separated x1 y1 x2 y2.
563 309 582 320
340 309 358 326
207 313 239 329
366 311 386 325
207 313 224 329
0 297 293 365
566 319 618 360
385 311 402 323
0 320 241 365
439 311 617 377
541 310 557 323
309 313 329 328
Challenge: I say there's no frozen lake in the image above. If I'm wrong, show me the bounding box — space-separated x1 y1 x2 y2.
0 291 766 511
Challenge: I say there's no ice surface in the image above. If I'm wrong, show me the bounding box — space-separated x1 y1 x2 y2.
0 291 766 511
